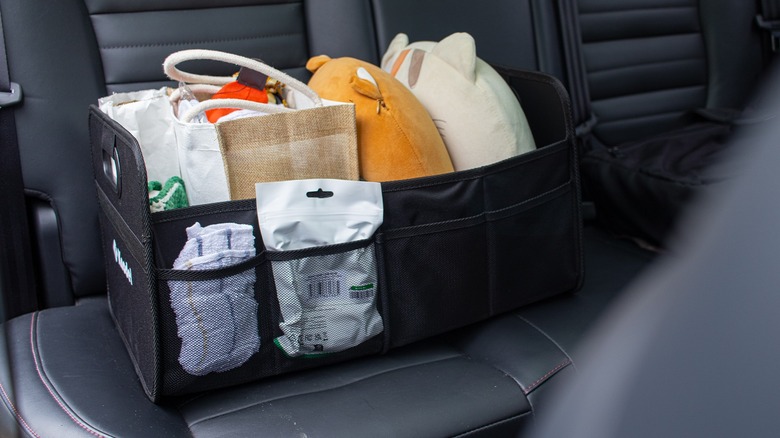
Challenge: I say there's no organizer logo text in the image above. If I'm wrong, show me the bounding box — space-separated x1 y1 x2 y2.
113 240 133 286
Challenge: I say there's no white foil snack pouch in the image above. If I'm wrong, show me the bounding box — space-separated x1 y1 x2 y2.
256 179 384 251
256 179 384 357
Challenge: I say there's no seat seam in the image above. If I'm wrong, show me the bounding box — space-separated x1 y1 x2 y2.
509 315 574 394
99 32 304 50
452 412 532 438
590 83 706 105
88 2 301 16
29 313 113 438
517 315 577 372
587 57 705 76
591 83 705 104
0 366 40 438
582 31 702 46
592 108 693 126
186 353 465 427
444 331 565 397
522 358 572 395
580 5 696 15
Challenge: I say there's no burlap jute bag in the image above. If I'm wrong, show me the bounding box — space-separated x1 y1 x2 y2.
164 49 359 203
215 104 358 200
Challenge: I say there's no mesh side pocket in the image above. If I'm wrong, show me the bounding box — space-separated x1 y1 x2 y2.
269 242 383 358
167 257 260 376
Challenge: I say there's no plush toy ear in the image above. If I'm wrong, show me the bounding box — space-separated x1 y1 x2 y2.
351 67 382 100
381 33 410 70
430 32 477 83
306 55 332 73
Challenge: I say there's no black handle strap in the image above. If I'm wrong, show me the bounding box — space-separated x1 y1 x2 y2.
556 0 596 141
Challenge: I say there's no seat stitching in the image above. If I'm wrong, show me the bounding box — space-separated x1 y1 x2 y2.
29 313 112 438
522 358 572 395
0 371 40 437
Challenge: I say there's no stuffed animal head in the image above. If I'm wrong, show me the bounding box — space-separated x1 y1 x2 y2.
307 55 453 182
382 33 536 171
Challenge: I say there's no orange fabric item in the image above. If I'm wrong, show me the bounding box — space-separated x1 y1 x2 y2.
205 82 268 123
307 55 453 182
389 49 411 77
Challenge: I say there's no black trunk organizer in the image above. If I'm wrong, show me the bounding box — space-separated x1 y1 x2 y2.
89 69 583 402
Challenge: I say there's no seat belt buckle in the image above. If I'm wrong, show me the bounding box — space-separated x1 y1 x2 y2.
0 82 22 108
756 15 780 53
575 113 598 138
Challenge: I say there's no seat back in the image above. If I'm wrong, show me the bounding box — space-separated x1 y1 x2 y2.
371 0 568 76
577 0 763 146
1 0 377 310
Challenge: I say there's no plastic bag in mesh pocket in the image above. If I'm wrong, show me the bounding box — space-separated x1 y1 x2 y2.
272 244 382 357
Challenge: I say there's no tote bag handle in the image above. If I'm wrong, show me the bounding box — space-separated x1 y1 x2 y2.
163 49 323 107
178 97 295 123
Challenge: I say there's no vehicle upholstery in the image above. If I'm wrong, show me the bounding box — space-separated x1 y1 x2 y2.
533 68 780 437
0 0 771 436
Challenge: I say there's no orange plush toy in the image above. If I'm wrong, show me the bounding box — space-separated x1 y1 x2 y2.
306 55 453 182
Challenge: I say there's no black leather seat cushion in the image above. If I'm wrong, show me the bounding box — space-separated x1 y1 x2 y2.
0 227 653 437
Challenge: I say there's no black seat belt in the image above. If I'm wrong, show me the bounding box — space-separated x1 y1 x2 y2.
554 0 598 220
756 0 780 64
0 5 39 320
556 0 597 141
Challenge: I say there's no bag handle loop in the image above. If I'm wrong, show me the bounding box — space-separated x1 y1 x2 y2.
163 49 323 107
179 98 295 123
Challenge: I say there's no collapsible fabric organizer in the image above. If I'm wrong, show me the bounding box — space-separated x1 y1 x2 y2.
89 69 583 401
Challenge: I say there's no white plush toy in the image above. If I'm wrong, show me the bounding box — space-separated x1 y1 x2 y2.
381 32 536 171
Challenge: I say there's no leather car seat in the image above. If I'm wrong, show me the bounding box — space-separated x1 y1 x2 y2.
531 65 780 437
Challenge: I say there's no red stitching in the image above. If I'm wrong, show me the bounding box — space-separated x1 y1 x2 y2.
0 378 40 438
523 359 571 395
30 314 108 438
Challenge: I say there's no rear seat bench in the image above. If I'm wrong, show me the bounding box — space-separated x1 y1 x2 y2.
0 0 662 436
576 0 766 245
0 227 653 437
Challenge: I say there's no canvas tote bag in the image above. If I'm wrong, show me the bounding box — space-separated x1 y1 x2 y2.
98 87 181 186
164 49 359 204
